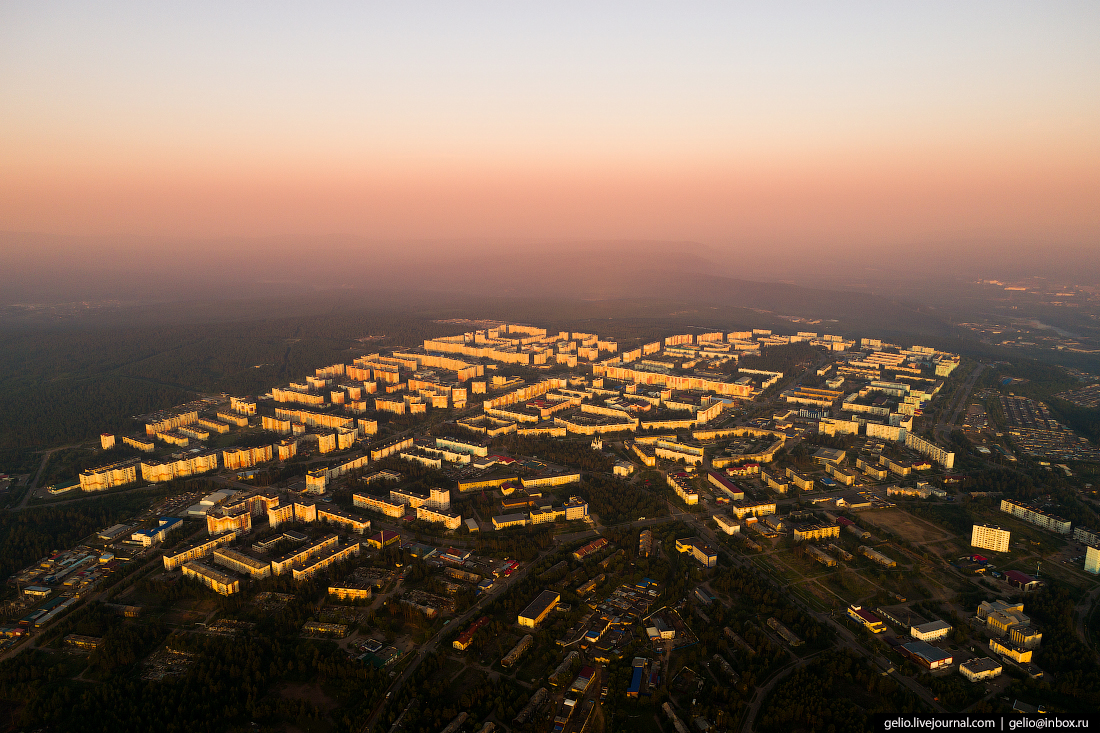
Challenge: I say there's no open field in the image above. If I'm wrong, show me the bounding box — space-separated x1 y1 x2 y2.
858 509 954 544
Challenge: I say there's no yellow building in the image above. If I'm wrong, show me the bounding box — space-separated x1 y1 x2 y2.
353 493 406 518
292 542 360 581
792 523 840 542
222 444 272 470
145 410 199 435
329 581 372 601
990 638 1032 663
141 451 219 483
207 507 252 536
212 547 271 579
416 505 462 530
518 590 560 628
230 397 257 415
182 561 239 595
216 411 249 427
971 524 1011 553
122 435 156 452
79 459 139 492
163 532 238 571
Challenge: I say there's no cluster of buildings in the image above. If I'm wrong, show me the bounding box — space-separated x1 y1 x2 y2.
999 395 1100 462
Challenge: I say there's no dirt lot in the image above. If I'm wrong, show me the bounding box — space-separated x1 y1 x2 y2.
859 509 953 544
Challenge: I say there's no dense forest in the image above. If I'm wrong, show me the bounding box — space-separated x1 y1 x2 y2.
0 309 458 473
756 650 922 732
0 631 388 733
734 341 821 377
570 475 668 525
492 435 613 473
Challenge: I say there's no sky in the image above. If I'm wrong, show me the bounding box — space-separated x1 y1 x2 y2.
1 2 1099 259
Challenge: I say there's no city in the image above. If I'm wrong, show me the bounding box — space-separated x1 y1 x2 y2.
3 3 1100 732
1 319 1098 731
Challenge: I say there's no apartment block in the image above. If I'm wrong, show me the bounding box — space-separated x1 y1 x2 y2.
163 532 239 571
354 493 406 518
212 547 271 579
182 561 239 595
792 523 840 542
271 534 339 576
207 506 252 536
222 444 272 470
292 542 360 581
122 435 156 452
416 505 462 530
79 459 140 492
999 499 1072 535
667 472 699 505
971 524 1011 553
140 451 219 483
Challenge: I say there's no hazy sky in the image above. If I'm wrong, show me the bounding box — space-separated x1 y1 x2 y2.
2 2 1099 252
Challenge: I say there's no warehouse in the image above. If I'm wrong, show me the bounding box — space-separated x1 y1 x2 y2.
518 590 560 628
900 640 953 670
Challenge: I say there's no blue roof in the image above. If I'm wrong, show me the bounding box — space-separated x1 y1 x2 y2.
627 667 643 693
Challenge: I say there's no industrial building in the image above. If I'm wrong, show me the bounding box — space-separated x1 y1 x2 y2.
518 590 560 628
899 641 953 670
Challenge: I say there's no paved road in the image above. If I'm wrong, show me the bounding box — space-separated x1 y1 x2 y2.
935 363 986 442
666 500 949 726
12 447 66 510
360 541 559 732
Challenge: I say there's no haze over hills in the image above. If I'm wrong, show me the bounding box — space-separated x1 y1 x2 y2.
3 230 1094 314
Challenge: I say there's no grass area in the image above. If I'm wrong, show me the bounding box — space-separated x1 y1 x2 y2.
822 569 878 605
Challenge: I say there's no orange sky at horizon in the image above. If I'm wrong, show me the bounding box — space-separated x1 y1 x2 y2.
2 3 1098 251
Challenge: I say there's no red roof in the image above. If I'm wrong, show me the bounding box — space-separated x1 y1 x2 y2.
1004 570 1035 584
852 608 882 624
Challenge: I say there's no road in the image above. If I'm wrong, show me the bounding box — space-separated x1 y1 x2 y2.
935 363 986 442
666 499 950 725
12 446 66 510
360 541 560 733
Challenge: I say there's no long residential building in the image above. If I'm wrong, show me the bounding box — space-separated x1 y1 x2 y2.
271 534 339 576
163 532 239 571
79 459 140 492
416 505 462 530
999 499 1072 535
291 542 361 581
222 444 272 470
667 472 699 505
207 506 252 536
145 410 199 435
353 493 406 518
182 561 239 595
904 433 955 469
592 362 753 398
792 523 840 542
212 547 271 579
140 451 219 483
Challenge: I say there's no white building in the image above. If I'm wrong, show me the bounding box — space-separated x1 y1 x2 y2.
1085 545 1100 575
959 657 1002 682
971 524 1010 553
713 515 741 535
910 619 952 642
